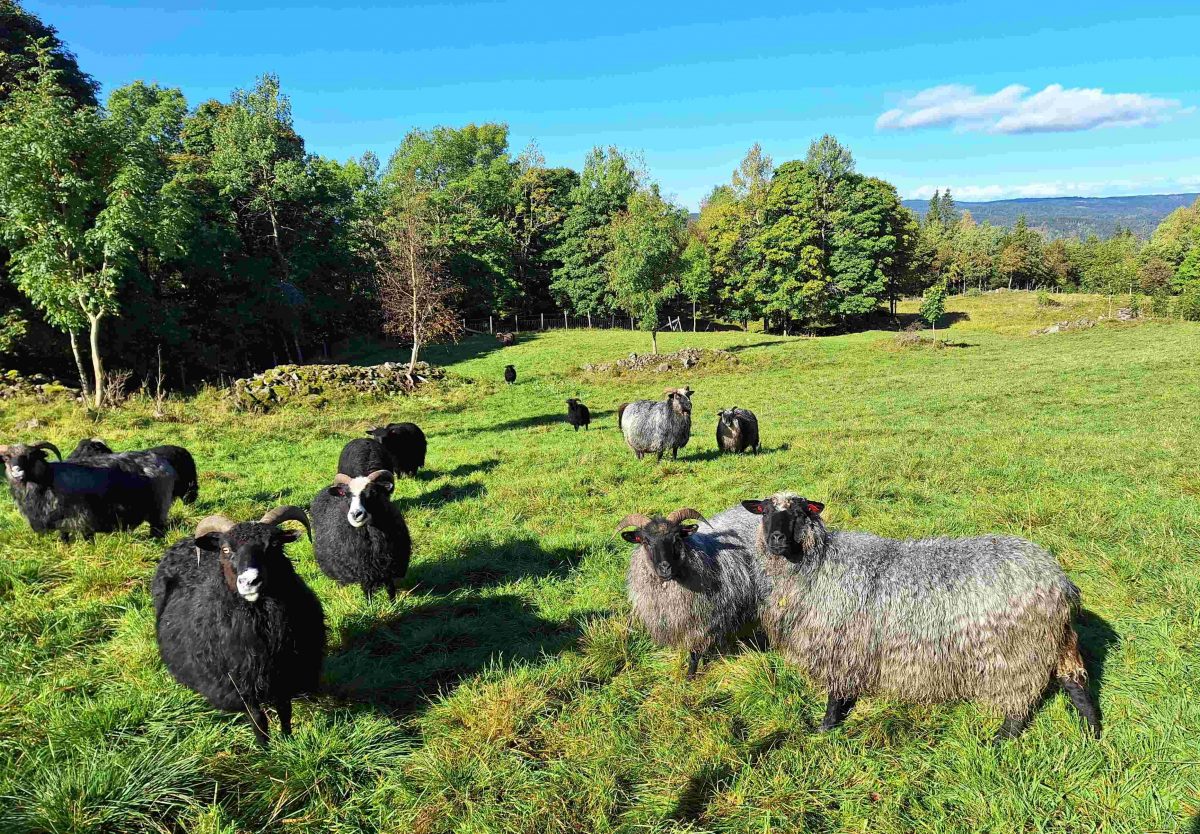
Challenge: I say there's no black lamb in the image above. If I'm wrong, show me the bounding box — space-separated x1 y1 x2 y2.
504 364 516 385
310 469 411 600
152 506 325 746
337 437 392 478
365 423 426 477
566 398 591 431
2 441 174 540
69 438 199 504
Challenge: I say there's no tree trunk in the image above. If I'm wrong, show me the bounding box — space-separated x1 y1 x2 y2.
293 333 304 364
651 328 658 355
692 299 697 332
408 337 420 385
68 329 92 399
88 312 104 409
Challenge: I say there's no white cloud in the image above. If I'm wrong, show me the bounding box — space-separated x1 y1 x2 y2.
878 84 1188 134
904 177 1195 201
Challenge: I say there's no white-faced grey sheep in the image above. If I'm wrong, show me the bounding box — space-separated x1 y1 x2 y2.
716 408 759 454
566 398 591 431
68 438 199 504
337 437 392 478
310 469 411 600
365 423 426 477
1 441 174 540
620 506 762 677
152 506 325 746
742 492 1100 740
619 387 693 461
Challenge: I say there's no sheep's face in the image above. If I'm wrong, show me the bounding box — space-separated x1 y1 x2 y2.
622 518 698 582
742 494 825 560
366 424 406 445
0 444 57 486
668 390 693 416
329 471 394 528
197 524 300 603
717 409 740 431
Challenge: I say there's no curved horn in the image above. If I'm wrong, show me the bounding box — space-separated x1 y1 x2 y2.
615 513 653 533
31 441 61 460
667 508 708 527
366 469 393 483
334 472 354 486
195 515 235 538
260 505 311 540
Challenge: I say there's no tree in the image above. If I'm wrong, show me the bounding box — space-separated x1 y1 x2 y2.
606 187 687 354
926 190 942 226
0 43 139 406
550 146 638 315
510 143 578 312
921 277 948 333
376 208 463 383
0 0 98 107
938 188 959 226
679 234 712 331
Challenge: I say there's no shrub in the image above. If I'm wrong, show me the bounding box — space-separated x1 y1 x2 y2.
1151 292 1173 318
1036 290 1060 308
1177 281 1200 322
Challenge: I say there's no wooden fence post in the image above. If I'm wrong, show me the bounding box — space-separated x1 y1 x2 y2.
564 311 568 329
514 314 519 333
489 315 493 334
541 313 545 330
587 312 592 329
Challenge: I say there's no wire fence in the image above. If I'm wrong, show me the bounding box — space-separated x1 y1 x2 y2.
464 312 727 334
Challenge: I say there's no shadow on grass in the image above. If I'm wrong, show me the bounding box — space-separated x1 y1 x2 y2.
672 721 792 822
324 593 595 715
868 310 972 332
683 443 791 464
724 340 785 354
414 458 500 481
398 480 486 511
469 409 615 435
407 536 581 594
350 333 508 369
1074 608 1119 726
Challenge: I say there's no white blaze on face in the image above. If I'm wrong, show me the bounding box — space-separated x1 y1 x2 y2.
237 568 261 602
346 476 372 527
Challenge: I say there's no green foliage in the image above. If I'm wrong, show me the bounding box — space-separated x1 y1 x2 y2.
920 277 948 329
0 0 98 107
1177 279 1200 321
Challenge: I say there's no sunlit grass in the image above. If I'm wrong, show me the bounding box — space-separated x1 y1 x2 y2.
1 291 1197 832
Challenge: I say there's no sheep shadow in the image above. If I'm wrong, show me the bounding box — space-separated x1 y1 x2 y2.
473 409 615 435
397 480 486 511
406 536 581 594
323 593 595 715
671 721 791 822
683 443 791 464
1073 608 1119 723
414 458 499 481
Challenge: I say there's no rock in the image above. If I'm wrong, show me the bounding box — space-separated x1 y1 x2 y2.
583 348 739 375
226 361 446 412
0 369 79 402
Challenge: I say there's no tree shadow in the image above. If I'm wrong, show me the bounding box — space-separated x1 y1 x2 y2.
406 536 581 594
348 334 506 369
879 311 971 332
724 340 785 354
323 593 597 716
672 720 792 822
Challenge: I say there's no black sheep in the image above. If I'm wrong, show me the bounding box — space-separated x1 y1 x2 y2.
310 469 411 600
152 506 324 746
2 441 174 540
504 364 516 385
337 437 392 478
365 423 426 477
716 408 760 454
566 398 591 431
69 438 200 504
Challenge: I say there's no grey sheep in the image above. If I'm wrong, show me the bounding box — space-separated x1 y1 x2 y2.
620 506 762 677
619 387 693 461
716 407 759 454
742 492 1100 740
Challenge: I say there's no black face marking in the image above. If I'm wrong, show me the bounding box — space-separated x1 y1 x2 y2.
622 518 697 581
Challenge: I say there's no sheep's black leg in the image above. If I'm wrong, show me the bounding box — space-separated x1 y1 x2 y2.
995 712 1031 741
817 694 857 732
276 699 293 737
656 451 664 462
248 705 270 747
671 447 678 460
1059 676 1101 739
59 530 72 544
385 580 397 602
361 581 374 600
686 651 701 679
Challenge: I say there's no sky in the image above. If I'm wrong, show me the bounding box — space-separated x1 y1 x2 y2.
26 0 1200 210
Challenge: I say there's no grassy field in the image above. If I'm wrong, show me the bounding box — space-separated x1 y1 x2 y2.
1 292 1197 833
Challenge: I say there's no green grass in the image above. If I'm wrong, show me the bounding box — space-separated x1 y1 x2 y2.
1 291 1198 833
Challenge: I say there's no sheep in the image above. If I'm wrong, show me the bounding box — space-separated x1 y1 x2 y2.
504 364 517 385
716 408 759 454
496 331 515 346
566 398 591 431
68 438 199 504
337 437 392 478
310 469 411 600
619 387 693 461
152 506 325 746
742 492 1100 740
1 441 174 540
365 423 426 477
620 506 762 677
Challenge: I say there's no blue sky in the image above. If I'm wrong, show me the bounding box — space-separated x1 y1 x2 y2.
28 0 1200 209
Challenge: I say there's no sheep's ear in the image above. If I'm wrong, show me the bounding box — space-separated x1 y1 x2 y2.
742 500 767 515
194 532 222 553
620 530 643 544
805 501 825 515
678 523 699 538
328 485 346 497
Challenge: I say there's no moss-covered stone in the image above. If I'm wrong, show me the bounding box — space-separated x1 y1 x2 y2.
226 361 446 412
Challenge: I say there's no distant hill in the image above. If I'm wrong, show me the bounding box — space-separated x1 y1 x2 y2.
900 193 1200 239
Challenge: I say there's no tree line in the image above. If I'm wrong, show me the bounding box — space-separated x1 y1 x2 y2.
2 0 1199 399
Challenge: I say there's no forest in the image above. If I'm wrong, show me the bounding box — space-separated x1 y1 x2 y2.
2 0 1200 400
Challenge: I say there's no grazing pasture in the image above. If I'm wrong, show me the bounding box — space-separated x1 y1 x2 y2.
1 293 1197 833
